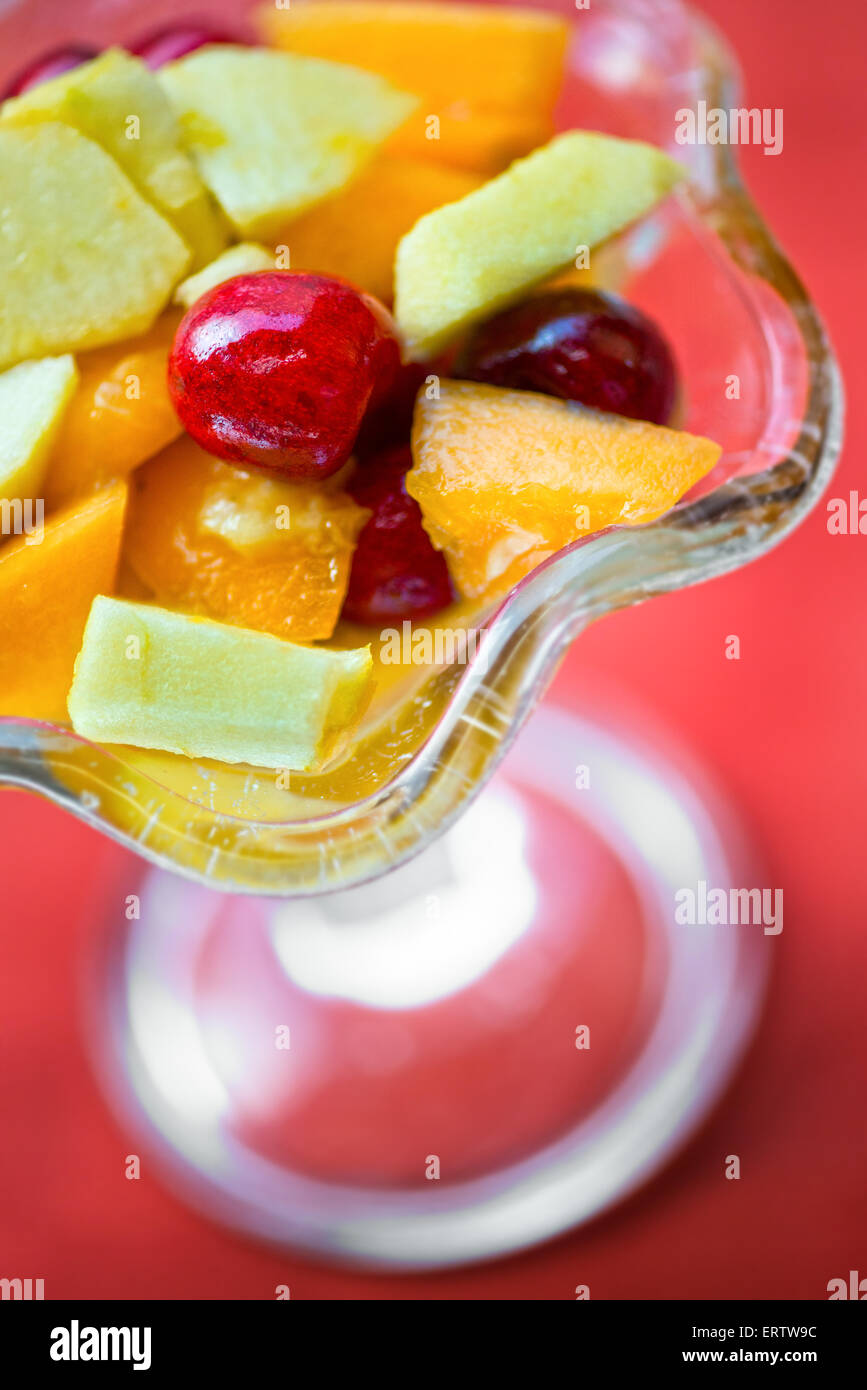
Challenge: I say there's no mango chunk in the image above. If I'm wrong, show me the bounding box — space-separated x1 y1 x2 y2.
159 46 417 238
0 356 78 505
388 105 552 175
0 482 126 721
259 2 569 116
2 48 227 268
394 131 685 358
43 315 183 510
279 156 481 303
407 380 722 600
174 242 275 307
67 597 374 771
123 437 369 642
0 122 189 370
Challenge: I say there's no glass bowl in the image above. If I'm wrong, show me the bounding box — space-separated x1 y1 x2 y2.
0 0 844 1274
0 0 842 901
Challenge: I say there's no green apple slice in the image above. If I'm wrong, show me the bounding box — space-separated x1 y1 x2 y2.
0 355 78 504
68 597 374 771
2 48 227 268
159 45 418 237
174 242 275 308
0 122 190 370
394 130 686 358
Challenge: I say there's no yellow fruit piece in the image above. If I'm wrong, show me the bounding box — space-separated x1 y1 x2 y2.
394 130 685 359
0 482 126 721
159 46 417 238
123 437 368 642
174 242 275 308
259 1 569 116
43 314 183 510
0 356 78 505
67 596 374 771
407 380 722 600
0 122 189 371
388 105 552 175
2 48 226 269
279 156 481 303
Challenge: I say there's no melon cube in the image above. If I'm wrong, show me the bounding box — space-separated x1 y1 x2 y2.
43 315 183 510
259 1 569 116
0 483 127 721
407 380 722 599
67 597 374 771
279 156 481 303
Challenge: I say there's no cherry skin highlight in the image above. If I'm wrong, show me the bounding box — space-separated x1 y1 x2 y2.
168 271 401 481
2 44 100 99
456 287 678 425
343 445 453 625
129 25 242 69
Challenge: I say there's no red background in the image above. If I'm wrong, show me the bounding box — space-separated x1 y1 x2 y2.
0 0 864 1299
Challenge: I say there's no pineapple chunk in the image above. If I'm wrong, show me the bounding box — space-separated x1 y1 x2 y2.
0 122 190 370
0 356 78 504
2 48 226 269
159 46 418 238
174 242 274 308
68 597 374 771
395 131 685 359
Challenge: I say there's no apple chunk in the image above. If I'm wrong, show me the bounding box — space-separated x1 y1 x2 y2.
68 597 374 771
2 48 226 268
0 355 78 504
174 242 275 308
159 46 418 238
394 131 685 358
0 122 190 370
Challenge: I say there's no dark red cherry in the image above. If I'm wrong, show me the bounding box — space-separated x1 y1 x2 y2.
129 25 241 69
355 360 429 453
168 271 401 481
1 44 99 99
343 446 453 625
456 288 678 426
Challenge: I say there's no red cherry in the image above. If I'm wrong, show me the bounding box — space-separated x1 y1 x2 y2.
343 446 453 625
168 271 401 481
1 44 100 99
456 288 678 426
129 25 242 69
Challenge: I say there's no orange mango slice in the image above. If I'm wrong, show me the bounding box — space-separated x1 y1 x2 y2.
0 481 127 721
122 437 369 643
44 313 183 510
388 106 552 175
258 2 569 116
278 156 481 303
407 380 722 600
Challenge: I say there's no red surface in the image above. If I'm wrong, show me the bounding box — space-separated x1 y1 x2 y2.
0 0 865 1299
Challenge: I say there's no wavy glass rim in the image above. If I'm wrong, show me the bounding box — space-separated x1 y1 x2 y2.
0 0 844 895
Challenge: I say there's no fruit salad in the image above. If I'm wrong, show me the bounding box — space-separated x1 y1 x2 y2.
0 2 722 777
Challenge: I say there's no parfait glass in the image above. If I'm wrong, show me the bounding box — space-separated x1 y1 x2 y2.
0 0 842 1268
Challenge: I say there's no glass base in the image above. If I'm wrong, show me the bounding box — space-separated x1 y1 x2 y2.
87 702 770 1270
